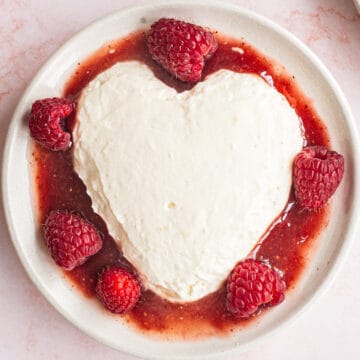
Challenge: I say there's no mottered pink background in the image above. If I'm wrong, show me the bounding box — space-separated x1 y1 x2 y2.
0 0 359 359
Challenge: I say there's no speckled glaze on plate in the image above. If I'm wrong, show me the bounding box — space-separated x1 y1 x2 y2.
2 1 360 359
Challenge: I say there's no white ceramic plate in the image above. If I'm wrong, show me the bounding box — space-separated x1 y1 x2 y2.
2 1 360 359
354 0 360 13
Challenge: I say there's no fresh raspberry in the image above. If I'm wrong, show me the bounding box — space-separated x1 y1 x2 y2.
29 97 75 151
226 259 286 319
44 210 103 270
293 146 344 210
147 18 218 83
96 266 141 314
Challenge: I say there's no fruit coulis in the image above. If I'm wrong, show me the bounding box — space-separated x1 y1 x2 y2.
31 30 330 338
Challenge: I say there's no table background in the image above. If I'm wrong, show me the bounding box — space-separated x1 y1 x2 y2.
0 0 359 359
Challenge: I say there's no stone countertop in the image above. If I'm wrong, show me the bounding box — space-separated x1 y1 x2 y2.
0 0 359 359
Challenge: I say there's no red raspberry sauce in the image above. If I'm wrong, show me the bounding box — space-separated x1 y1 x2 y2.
31 31 330 338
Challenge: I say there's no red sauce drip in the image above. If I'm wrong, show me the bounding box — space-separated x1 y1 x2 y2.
32 30 330 338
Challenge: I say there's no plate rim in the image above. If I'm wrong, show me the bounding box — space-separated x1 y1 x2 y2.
354 0 360 13
2 0 360 358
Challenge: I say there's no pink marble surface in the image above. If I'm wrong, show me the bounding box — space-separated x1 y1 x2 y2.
0 0 359 359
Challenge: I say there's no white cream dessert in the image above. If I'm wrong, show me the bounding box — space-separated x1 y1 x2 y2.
73 61 303 302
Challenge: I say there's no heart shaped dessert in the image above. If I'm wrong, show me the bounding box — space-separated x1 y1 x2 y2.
28 17 344 337
73 61 303 301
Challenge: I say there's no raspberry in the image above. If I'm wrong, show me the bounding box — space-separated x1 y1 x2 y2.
293 146 344 210
96 266 141 314
147 18 218 83
44 210 103 270
226 259 286 319
29 97 75 151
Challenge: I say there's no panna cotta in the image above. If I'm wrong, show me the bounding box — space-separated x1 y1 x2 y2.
72 61 304 302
